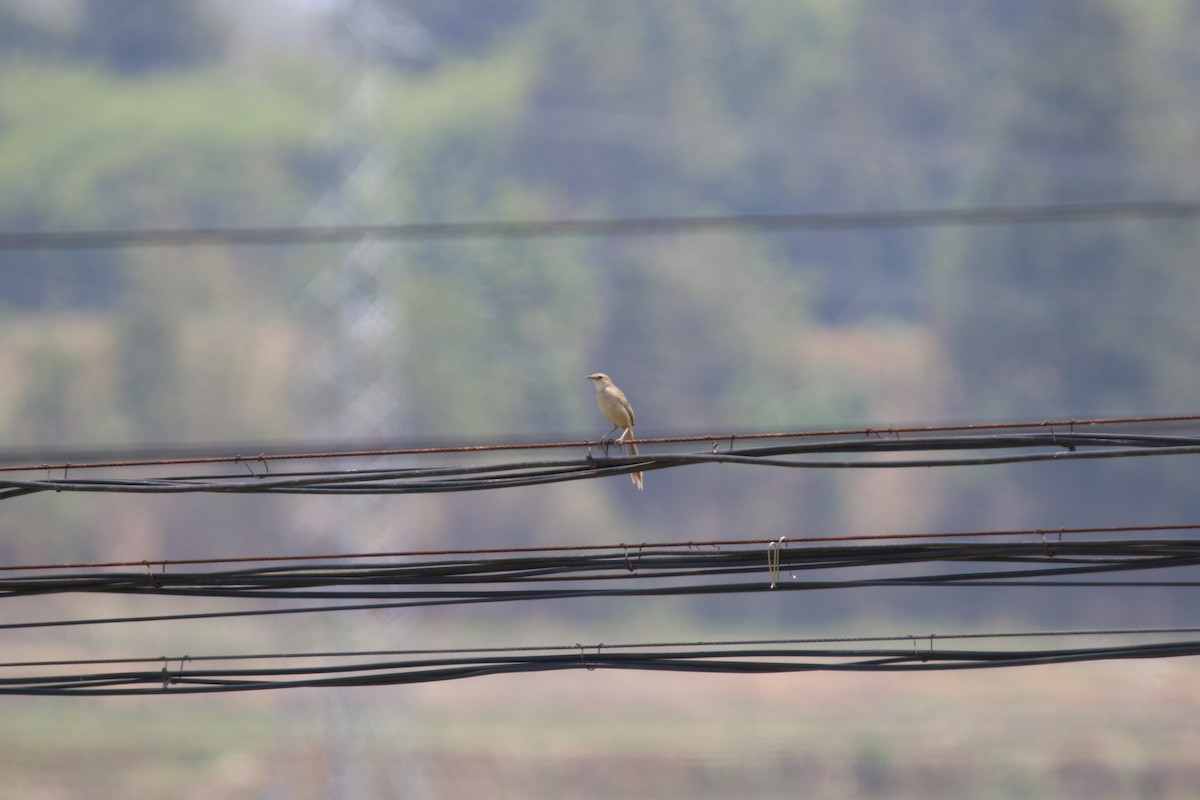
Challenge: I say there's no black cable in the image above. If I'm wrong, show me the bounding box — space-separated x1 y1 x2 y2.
4 413 1199 472
3 540 1198 597
3 431 1200 500
4 539 1200 630
11 625 1200 668
4 639 1200 695
3 200 1199 251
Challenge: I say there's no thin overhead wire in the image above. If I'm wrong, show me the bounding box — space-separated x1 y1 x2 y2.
1 426 1199 500
1 200 1199 252
3 414 1200 693
5 522 1199 573
2 412 1196 474
4 630 1200 695
4 537 1200 631
11 624 1200 669
3 526 1199 692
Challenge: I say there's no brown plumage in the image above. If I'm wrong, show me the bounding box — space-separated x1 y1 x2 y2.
586 372 643 490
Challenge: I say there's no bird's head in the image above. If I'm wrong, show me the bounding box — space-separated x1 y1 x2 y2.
586 372 612 388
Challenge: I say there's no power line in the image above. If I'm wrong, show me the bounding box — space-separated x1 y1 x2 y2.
8 625 1200 670
4 536 1200 630
6 522 1199 573
5 635 1200 695
3 538 1199 600
3 413 1195 473
2 429 1199 500
2 200 1199 251
4 412 1199 692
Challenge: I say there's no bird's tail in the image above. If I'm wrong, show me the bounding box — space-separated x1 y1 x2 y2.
620 428 644 490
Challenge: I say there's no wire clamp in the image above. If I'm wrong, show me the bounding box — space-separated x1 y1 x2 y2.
161 655 189 690
56 462 70 492
236 455 269 478
143 560 164 589
621 544 637 573
767 536 788 588
576 643 597 671
910 635 934 662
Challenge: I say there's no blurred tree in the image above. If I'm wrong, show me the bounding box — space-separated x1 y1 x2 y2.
0 2 72 57
20 341 86 446
75 0 228 74
116 297 179 440
393 0 545 56
927 0 1200 546
0 65 320 311
516 1 988 324
932 0 1150 418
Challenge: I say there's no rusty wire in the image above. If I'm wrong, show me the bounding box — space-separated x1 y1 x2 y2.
0 417 1197 504
1 412 1197 474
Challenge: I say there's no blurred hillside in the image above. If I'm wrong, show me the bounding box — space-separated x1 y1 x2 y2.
6 3 1200 797
3 0 1200 611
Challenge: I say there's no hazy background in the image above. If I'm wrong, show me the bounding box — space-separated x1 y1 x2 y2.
3 0 1200 797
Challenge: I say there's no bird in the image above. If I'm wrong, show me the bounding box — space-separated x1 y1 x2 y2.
586 372 644 490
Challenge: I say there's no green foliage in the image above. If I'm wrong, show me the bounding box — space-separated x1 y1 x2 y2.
921 0 1200 527
377 49 531 219
0 62 324 311
74 0 227 74
520 1 855 214
0 64 320 227
401 192 600 434
19 340 87 446
389 0 547 56
929 0 1191 418
115 300 178 439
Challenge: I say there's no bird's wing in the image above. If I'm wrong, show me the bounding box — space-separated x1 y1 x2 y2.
619 392 635 427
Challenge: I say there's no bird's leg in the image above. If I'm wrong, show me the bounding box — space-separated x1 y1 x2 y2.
600 424 620 450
